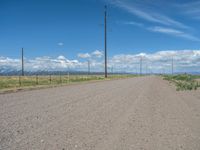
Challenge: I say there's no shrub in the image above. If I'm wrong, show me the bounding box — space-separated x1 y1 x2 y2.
163 74 199 91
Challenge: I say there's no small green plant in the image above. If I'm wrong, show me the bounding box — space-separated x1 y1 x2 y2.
163 74 200 91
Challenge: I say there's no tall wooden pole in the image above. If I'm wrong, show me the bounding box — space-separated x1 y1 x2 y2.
21 48 24 76
104 5 108 78
88 60 90 75
172 56 174 75
140 57 142 75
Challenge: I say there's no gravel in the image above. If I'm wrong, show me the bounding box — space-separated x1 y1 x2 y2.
0 76 200 150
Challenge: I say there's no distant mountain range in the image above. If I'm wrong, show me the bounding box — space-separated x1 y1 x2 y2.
0 66 105 76
0 66 199 75
0 66 20 75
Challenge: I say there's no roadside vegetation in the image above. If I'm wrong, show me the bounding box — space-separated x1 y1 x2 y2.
163 74 200 91
0 74 137 92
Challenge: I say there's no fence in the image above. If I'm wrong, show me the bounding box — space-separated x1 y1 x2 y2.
0 74 106 90
0 73 139 91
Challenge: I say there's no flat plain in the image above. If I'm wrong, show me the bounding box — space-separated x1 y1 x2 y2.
0 76 200 150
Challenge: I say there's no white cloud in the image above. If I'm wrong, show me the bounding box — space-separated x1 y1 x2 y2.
108 0 199 42
149 26 182 34
175 1 200 20
92 50 103 58
78 50 103 59
77 53 91 59
108 0 188 29
148 26 200 41
58 42 64 46
57 55 66 60
122 21 144 27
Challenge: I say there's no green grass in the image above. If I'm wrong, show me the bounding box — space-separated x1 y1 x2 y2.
163 74 200 91
0 74 137 92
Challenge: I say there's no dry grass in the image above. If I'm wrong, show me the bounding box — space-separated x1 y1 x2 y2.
0 74 137 92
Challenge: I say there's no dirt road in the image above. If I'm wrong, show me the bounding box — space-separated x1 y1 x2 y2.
0 76 200 150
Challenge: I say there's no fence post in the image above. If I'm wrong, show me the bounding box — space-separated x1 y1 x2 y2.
68 72 70 83
59 73 62 84
49 75 51 84
36 75 38 85
19 76 21 86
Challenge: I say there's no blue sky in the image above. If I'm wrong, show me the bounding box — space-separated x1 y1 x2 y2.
1 0 200 73
0 0 105 58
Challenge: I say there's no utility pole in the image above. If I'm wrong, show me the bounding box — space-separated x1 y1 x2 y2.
21 48 24 76
172 56 174 75
145 64 148 75
140 57 142 75
163 68 165 75
67 65 70 83
104 5 108 78
88 60 90 75
111 65 113 74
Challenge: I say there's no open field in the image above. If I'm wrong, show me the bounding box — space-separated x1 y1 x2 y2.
0 74 137 92
0 76 200 150
163 74 200 90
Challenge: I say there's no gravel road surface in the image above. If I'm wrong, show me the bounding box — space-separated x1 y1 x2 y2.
0 76 200 150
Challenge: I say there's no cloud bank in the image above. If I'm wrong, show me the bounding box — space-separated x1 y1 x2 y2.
0 56 82 73
1 50 200 74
